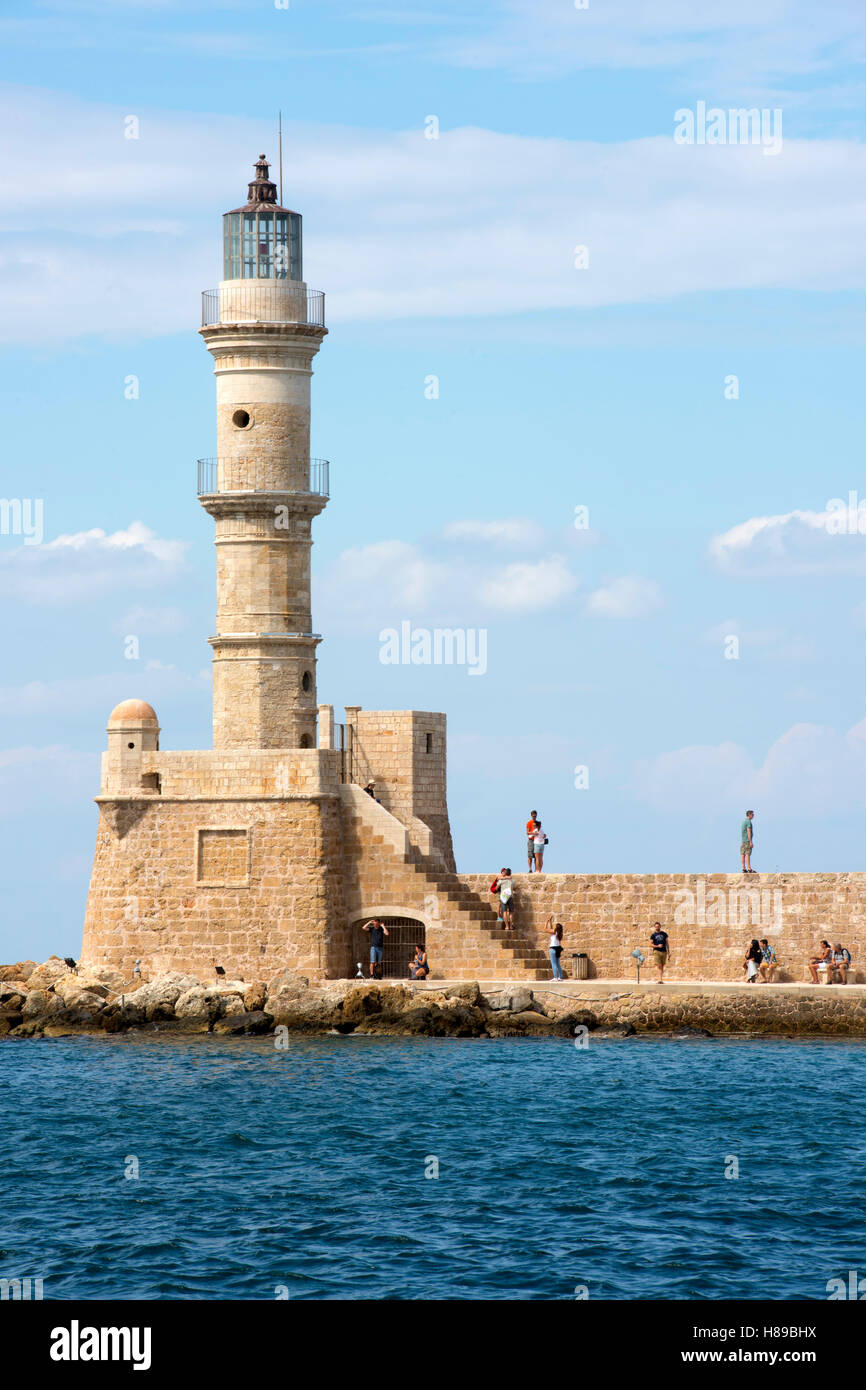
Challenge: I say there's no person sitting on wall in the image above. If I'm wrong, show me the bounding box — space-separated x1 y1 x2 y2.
743 938 763 983
409 945 429 980
808 940 833 984
362 917 389 978
830 942 852 984
364 781 376 799
758 938 778 983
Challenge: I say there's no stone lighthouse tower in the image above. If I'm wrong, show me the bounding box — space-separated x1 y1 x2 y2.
82 152 464 988
198 154 328 750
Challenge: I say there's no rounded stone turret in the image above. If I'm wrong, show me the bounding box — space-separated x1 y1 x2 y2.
108 699 159 728
104 700 160 793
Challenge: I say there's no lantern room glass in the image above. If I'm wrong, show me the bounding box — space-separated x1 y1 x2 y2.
223 211 301 281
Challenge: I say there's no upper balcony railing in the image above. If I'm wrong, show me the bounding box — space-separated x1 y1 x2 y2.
202 286 325 328
197 457 330 498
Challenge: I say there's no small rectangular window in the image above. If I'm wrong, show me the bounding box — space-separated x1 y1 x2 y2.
242 214 257 279
275 214 289 280
257 212 273 277
425 732 432 754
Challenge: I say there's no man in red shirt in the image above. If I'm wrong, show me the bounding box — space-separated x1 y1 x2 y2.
526 810 538 872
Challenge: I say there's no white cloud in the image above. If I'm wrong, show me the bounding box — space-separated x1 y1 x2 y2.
317 538 582 624
0 522 189 603
442 518 546 548
709 504 866 575
2 88 866 342
476 556 579 611
634 740 755 812
320 530 660 624
585 575 663 618
635 716 866 816
320 540 449 617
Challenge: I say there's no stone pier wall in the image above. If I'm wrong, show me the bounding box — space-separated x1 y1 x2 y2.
457 873 866 984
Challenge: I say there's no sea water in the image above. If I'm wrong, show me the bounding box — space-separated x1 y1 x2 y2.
1 1033 863 1300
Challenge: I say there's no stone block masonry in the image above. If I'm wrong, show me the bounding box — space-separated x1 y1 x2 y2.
457 872 866 984
82 795 349 982
346 709 454 870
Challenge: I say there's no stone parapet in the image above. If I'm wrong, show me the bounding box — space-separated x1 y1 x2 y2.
100 747 342 799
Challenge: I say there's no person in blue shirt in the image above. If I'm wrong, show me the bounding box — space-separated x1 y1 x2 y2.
740 810 755 873
758 938 777 983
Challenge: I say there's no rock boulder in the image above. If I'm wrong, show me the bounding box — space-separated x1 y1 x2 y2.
22 989 66 1020
212 1010 274 1036
131 973 200 1020
54 975 110 1006
0 961 38 983
27 957 72 990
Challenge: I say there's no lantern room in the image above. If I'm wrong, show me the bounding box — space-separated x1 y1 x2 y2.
222 154 302 282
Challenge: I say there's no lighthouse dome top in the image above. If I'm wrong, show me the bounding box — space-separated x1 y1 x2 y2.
107 699 159 726
225 153 299 217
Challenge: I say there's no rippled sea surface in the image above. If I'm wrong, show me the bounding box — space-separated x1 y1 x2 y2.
2 1033 864 1300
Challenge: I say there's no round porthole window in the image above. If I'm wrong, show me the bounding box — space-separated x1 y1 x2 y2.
232 409 251 429
127 742 135 749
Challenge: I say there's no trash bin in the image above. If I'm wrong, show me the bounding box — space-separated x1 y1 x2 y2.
571 952 588 980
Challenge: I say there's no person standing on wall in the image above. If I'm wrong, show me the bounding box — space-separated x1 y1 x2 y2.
649 922 670 983
491 869 515 929
533 819 548 873
362 917 389 978
547 915 564 980
740 809 755 874
526 811 539 871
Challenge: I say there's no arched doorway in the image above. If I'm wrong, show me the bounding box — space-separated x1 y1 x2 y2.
350 916 426 980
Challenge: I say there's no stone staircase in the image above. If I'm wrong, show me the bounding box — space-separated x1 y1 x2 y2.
341 785 549 980
404 844 551 980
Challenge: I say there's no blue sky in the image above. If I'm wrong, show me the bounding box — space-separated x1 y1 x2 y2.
1 0 866 961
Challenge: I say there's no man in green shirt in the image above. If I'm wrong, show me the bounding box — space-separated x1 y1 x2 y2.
740 809 755 874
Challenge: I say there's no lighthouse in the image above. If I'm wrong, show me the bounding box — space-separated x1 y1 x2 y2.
198 154 328 750
82 152 457 986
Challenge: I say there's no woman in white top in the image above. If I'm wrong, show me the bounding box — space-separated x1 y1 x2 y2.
533 820 547 873
547 915 564 979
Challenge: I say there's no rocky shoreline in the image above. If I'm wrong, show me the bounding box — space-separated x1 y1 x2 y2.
3 958 866 1040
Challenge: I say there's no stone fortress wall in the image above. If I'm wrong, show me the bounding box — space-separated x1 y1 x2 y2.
82 702 866 985
456 873 865 984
